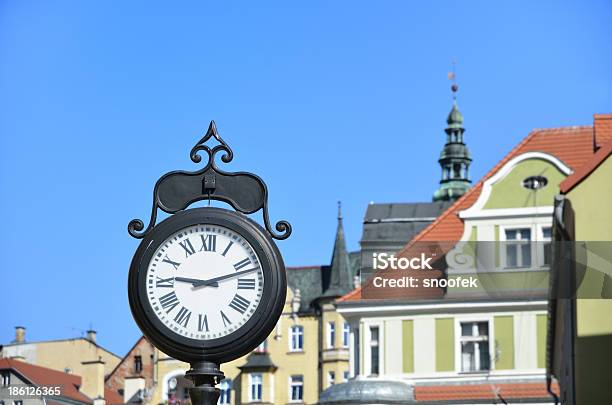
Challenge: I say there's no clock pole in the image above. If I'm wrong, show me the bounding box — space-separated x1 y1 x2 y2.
185 361 225 405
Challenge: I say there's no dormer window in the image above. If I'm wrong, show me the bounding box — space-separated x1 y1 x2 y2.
134 355 143 373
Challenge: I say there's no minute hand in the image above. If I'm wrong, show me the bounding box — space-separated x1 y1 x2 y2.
192 267 259 288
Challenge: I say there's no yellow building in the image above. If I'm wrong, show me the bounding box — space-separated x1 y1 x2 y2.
548 114 612 405
0 328 120 378
138 207 357 405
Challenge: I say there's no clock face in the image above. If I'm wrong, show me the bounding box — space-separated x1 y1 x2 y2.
145 224 264 340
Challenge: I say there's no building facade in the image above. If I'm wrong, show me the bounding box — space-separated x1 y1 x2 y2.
333 112 604 403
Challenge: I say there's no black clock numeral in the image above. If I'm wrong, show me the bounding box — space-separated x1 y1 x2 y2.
200 234 217 252
220 310 232 327
174 307 191 328
159 291 179 313
229 294 250 314
221 241 234 257
156 276 174 288
198 314 209 332
234 258 251 271
237 278 256 290
162 255 181 270
179 239 196 257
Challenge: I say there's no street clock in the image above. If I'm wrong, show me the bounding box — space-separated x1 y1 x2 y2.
127 121 291 404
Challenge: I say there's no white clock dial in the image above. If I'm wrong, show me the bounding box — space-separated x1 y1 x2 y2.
145 224 264 340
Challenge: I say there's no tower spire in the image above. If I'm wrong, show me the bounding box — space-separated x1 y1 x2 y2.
433 63 472 202
321 201 352 298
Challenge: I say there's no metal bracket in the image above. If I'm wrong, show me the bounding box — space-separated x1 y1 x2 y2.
128 121 292 240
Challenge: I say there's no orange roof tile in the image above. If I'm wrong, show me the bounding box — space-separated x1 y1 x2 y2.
415 381 559 401
0 358 121 404
339 125 596 302
560 138 612 194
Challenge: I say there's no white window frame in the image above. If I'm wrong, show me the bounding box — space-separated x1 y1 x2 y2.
327 321 336 349
288 375 303 402
454 316 494 374
501 226 532 269
1 371 9 387
289 325 304 352
342 322 350 347
499 223 553 270
363 321 384 376
249 373 263 402
326 371 335 388
219 379 231 405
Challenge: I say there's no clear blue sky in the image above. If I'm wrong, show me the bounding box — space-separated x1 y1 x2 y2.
1 1 610 356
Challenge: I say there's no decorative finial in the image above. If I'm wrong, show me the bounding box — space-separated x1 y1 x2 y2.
337 201 342 220
448 58 458 99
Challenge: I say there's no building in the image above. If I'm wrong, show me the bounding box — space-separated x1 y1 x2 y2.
0 328 120 383
0 358 122 405
548 114 612 404
333 109 604 403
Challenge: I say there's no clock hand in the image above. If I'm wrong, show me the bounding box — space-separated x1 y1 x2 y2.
174 277 219 287
192 267 259 288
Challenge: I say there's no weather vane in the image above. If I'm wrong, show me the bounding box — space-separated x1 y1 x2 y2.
448 58 458 98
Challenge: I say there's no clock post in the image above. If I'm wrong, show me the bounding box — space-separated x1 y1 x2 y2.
127 121 291 405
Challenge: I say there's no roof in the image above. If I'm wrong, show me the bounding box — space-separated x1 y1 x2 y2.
319 379 416 404
237 352 277 371
559 138 612 194
0 358 123 405
361 202 452 245
340 125 596 303
2 337 120 360
415 380 559 403
286 265 324 312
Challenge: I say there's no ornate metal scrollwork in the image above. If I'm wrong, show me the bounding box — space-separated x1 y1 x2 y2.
128 121 292 240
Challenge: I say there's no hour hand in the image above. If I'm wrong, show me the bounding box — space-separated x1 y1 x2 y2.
174 277 219 287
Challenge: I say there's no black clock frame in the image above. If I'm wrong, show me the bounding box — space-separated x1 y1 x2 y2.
127 122 291 405
128 207 287 364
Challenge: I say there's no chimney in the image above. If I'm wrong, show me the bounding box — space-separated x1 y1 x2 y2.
13 326 26 343
86 330 97 343
81 358 105 401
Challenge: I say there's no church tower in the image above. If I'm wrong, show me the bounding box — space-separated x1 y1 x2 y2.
433 81 472 202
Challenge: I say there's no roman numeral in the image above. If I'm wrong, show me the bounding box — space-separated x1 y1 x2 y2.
179 239 196 257
198 314 209 332
174 307 191 328
159 291 179 313
162 255 181 270
237 278 256 290
200 235 217 252
220 310 231 327
155 276 174 288
229 294 250 314
234 258 251 271
221 241 234 256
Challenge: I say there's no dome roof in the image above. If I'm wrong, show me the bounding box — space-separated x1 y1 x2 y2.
446 100 464 126
318 379 415 405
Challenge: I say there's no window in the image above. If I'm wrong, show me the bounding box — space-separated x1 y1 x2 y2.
1 371 9 386
370 326 380 375
343 371 350 382
134 355 143 373
342 322 350 347
505 228 531 268
219 379 231 405
460 321 490 372
254 339 267 353
327 322 336 348
13 401 22 405
327 371 335 387
249 374 262 402
289 375 303 402
542 227 552 267
290 325 303 351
